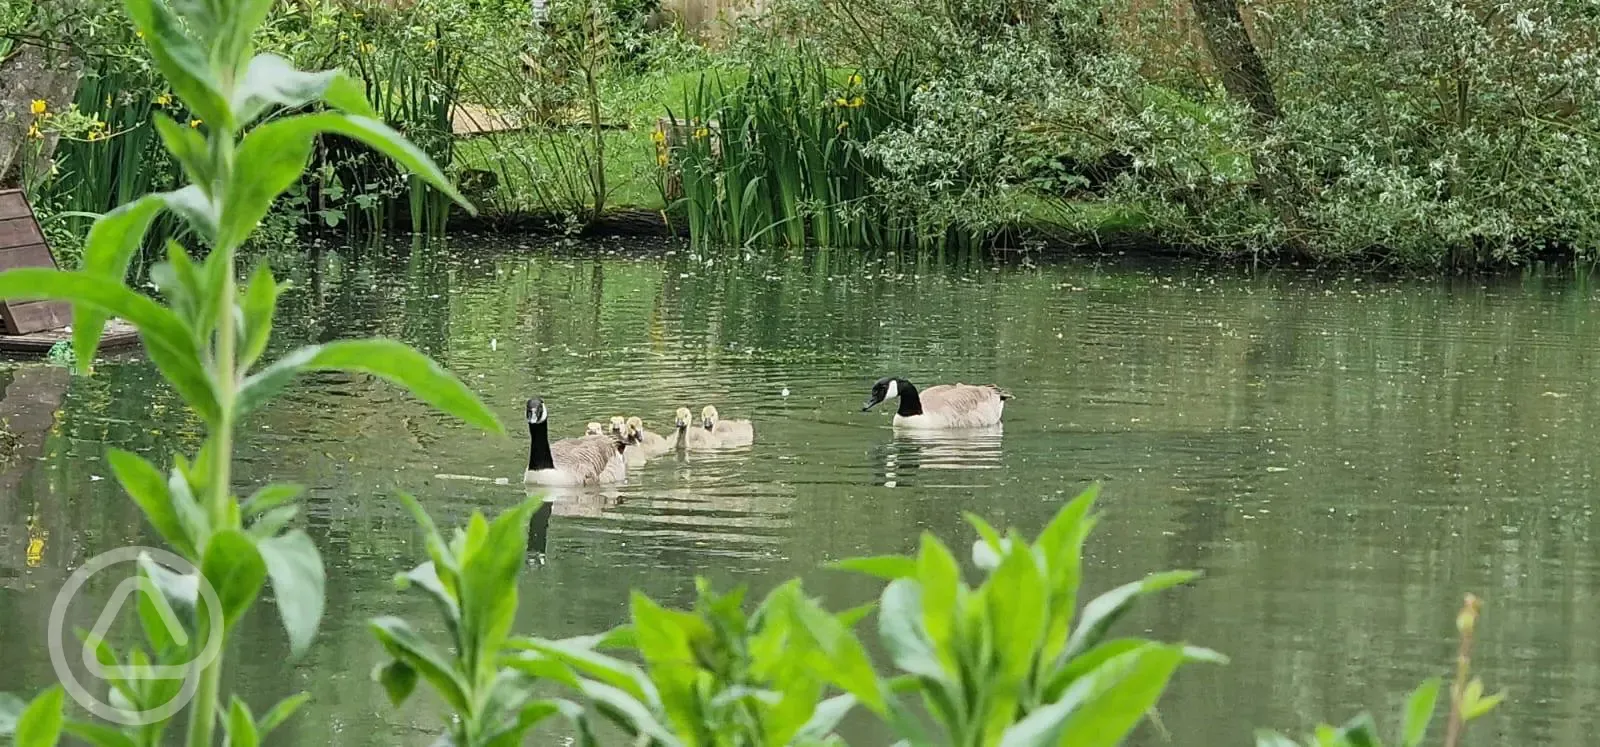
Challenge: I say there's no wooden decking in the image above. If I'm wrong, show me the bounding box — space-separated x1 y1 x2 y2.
0 189 141 357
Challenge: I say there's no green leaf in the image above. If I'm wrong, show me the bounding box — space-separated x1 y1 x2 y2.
247 505 298 539
260 112 473 211
375 659 419 707
459 499 539 673
876 579 945 681
258 529 325 656
1462 686 1505 721
395 561 461 633
108 449 195 557
233 54 374 123
987 533 1047 681
576 680 682 747
1061 570 1200 662
238 339 501 433
796 693 857 742
166 466 211 552
1036 487 1097 662
14 686 64 747
61 720 138 747
395 493 459 599
217 115 323 249
243 483 303 517
523 637 660 709
915 533 961 676
1400 678 1440 747
73 194 167 372
160 185 219 240
135 556 191 655
369 616 471 714
0 269 216 423
999 644 1184 747
255 692 308 737
239 264 282 372
831 555 916 580
226 697 259 747
200 529 267 631
123 0 230 130
152 114 212 192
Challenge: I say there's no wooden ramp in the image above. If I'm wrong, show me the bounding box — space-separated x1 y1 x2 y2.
0 189 139 356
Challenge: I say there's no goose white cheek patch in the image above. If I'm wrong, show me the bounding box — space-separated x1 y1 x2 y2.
885 380 899 399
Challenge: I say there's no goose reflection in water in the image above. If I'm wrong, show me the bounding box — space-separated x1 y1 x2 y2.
875 424 1005 488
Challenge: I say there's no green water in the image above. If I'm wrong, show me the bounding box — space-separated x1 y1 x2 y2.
3 239 1599 745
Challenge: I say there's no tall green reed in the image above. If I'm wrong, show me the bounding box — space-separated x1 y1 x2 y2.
669 51 978 251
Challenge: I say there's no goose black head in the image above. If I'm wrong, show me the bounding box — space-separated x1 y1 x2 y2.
862 377 901 411
525 398 549 425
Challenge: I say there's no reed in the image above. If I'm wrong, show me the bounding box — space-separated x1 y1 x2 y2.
668 50 979 250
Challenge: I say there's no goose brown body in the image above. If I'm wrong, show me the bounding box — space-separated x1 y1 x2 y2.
862 377 1010 429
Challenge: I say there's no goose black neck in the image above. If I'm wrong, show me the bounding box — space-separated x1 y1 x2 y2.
896 380 922 417
528 421 555 471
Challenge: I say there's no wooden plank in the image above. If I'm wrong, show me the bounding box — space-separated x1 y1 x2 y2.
0 191 29 221
0 318 140 355
1 300 71 335
0 243 57 272
0 218 43 250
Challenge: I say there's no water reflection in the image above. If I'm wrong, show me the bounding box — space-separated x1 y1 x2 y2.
3 240 1600 744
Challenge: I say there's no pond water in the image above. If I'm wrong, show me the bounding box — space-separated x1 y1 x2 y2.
3 238 1599 745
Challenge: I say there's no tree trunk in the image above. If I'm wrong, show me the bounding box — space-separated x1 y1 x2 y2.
1189 0 1277 124
0 41 83 188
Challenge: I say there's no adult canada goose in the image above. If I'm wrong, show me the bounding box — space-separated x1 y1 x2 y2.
625 416 678 460
700 405 754 447
674 406 719 450
524 398 630 486
861 377 1011 429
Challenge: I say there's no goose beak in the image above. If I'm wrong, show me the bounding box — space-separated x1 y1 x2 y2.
861 396 882 412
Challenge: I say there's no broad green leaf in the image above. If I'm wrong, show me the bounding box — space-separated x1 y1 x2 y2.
1061 570 1200 662
152 114 212 192
394 561 461 633
243 483 303 517
796 693 857 742
108 449 194 557
217 115 323 249
987 533 1047 681
831 555 916 580
395 493 459 598
1337 712 1381 747
915 533 961 676
0 269 216 422
375 659 419 706
786 588 886 714
459 499 538 673
523 637 659 709
1462 683 1505 721
247 505 298 539
1037 487 1097 662
200 529 267 631
964 511 1005 570
1400 678 1440 747
74 194 166 372
627 592 702 734
14 686 64 747
999 644 1184 747
61 720 139 747
575 680 681 747
165 466 211 552
255 692 309 736
217 0 274 75
226 697 260 747
232 54 373 123
238 339 501 433
258 529 325 656
877 579 945 681
123 0 230 130
160 185 218 241
262 113 472 211
238 263 281 372
369 616 471 713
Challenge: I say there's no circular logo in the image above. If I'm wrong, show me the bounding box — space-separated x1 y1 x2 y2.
47 546 224 726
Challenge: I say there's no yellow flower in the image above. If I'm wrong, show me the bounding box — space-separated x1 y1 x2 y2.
650 129 667 143
424 38 437 50
656 152 669 167
360 42 376 54
189 118 203 128
87 130 103 142
837 120 848 131
847 73 863 87
834 97 847 107
26 122 41 139
155 92 172 106
29 99 46 115
693 127 709 139
136 30 144 39
847 96 865 108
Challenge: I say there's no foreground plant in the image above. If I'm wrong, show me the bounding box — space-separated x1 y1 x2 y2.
837 485 1224 745
0 0 494 745
1255 593 1505 747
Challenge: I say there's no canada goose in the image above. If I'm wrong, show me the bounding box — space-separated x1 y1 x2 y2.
584 422 605 436
861 377 1011 429
625 416 678 460
700 405 754 447
608 415 627 439
524 398 630 486
674 406 719 450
